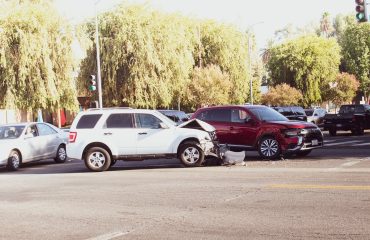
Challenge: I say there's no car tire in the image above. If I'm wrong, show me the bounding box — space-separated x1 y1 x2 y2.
295 149 312 157
7 150 21 171
84 147 111 172
329 128 337 136
352 124 365 136
54 145 67 163
178 141 204 167
258 136 281 160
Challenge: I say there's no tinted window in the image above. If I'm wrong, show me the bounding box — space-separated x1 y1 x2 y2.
0 125 25 139
355 105 365 113
135 114 162 128
106 114 133 128
199 109 231 122
231 109 250 123
292 107 306 116
250 107 288 121
275 107 293 116
305 110 314 116
37 124 57 136
76 114 102 129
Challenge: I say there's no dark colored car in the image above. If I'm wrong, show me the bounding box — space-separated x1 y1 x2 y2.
158 110 190 124
323 104 370 136
273 106 308 122
191 105 323 159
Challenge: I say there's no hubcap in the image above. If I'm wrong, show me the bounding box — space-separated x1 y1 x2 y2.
88 152 106 168
58 147 66 160
11 154 20 169
260 139 279 157
182 147 200 164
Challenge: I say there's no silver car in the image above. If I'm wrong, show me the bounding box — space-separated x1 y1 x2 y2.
0 122 68 171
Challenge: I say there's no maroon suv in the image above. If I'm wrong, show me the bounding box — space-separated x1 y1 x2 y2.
191 105 323 159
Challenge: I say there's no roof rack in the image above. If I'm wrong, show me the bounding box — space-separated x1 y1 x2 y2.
87 107 132 111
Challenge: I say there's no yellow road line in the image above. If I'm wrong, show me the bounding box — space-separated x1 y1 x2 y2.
269 184 370 190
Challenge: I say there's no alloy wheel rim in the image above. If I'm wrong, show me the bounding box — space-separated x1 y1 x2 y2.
260 139 279 157
182 147 200 164
11 154 20 169
58 147 66 160
88 152 106 168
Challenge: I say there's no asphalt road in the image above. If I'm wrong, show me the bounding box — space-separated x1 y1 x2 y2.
0 131 370 240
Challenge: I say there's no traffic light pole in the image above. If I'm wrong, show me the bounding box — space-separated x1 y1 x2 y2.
95 1 103 109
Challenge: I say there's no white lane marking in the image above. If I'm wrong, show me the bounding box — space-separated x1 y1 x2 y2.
339 161 361 168
324 140 362 146
86 231 132 240
353 142 370 146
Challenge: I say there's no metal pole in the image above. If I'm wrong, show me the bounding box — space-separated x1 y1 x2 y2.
248 36 253 105
95 2 103 109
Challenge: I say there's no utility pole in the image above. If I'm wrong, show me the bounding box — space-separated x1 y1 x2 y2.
248 36 253 105
95 0 103 109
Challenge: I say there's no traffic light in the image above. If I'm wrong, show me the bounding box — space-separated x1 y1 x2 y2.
356 0 368 22
89 75 96 91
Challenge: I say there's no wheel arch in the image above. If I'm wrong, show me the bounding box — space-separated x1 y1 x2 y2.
176 138 200 157
255 133 277 148
82 142 113 161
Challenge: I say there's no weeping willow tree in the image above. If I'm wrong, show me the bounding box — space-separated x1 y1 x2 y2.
0 0 78 111
78 3 251 109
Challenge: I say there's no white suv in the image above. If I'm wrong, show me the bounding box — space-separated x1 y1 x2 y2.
67 108 216 172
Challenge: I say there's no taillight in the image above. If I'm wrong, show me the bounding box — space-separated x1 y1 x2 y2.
69 132 77 143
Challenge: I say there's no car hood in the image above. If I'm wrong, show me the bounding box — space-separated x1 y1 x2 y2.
177 119 216 132
269 121 316 129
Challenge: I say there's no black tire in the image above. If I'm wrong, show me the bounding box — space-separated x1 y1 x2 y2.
7 150 21 171
258 136 281 160
352 124 365 136
295 149 312 157
178 141 204 167
84 147 111 172
329 128 337 136
54 145 67 163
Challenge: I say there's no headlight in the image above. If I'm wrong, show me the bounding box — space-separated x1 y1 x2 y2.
282 128 301 137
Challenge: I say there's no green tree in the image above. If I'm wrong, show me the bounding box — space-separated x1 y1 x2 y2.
261 84 302 106
267 35 341 106
185 65 231 111
0 0 78 111
323 73 359 106
341 23 370 102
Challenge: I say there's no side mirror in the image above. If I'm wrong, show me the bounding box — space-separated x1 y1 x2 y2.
159 122 169 129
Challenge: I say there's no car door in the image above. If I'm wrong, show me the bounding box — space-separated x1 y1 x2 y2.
135 113 175 154
22 124 45 162
229 108 259 148
101 113 137 156
37 123 60 158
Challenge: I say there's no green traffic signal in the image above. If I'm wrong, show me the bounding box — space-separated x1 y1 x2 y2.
356 0 368 22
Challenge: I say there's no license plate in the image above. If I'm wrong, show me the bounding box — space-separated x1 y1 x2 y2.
312 139 318 146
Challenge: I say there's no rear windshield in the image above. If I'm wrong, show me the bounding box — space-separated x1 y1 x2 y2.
304 110 314 116
76 114 102 129
250 107 288 122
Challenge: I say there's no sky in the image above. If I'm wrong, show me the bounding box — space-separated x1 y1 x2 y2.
54 0 354 49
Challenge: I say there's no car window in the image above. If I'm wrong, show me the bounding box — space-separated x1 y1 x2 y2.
105 113 133 128
305 110 314 116
292 107 305 116
250 107 288 121
208 109 231 122
231 109 249 123
355 105 364 113
76 114 102 129
135 114 162 128
25 125 39 137
0 125 25 139
339 105 355 114
37 123 57 136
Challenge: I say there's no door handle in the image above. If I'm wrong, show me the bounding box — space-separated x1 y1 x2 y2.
104 132 112 135
138 132 147 135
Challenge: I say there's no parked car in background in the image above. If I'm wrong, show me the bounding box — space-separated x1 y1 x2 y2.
158 110 190 124
323 104 370 136
0 122 68 171
305 108 327 125
67 108 217 172
192 105 323 159
272 106 308 122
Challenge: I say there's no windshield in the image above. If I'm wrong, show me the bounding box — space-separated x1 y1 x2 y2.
304 110 314 116
0 125 25 139
249 107 288 122
154 111 177 126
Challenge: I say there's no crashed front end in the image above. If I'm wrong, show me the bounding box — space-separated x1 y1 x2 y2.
178 119 222 158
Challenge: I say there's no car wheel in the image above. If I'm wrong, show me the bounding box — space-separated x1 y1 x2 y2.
352 124 365 136
84 147 111 172
295 149 312 157
329 128 337 136
54 145 67 163
178 141 204 167
258 137 281 160
7 150 21 171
